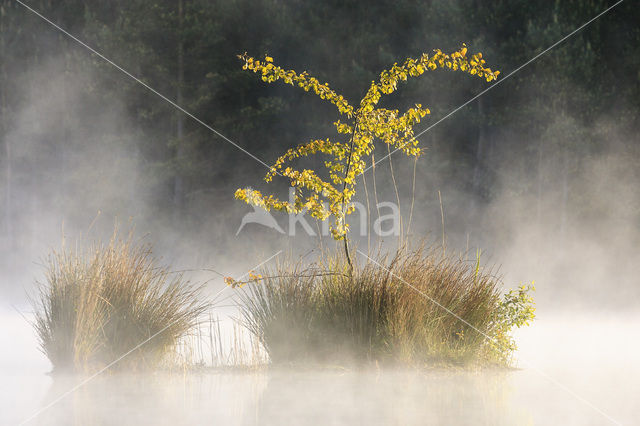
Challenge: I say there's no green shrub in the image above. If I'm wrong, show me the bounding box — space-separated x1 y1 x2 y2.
31 233 209 373
238 247 534 367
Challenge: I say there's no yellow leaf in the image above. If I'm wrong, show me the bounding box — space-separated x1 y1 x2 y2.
265 56 273 62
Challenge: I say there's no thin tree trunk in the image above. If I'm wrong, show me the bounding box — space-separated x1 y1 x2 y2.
371 153 381 228
0 3 13 248
387 143 403 248
361 172 371 254
60 42 71 220
560 149 568 240
173 0 186 211
405 156 417 246
4 141 11 246
537 139 544 224
472 97 485 190
468 96 485 240
340 114 361 272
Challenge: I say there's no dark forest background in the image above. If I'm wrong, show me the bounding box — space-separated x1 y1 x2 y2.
1 0 639 306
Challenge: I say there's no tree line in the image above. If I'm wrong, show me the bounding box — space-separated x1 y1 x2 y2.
0 0 638 253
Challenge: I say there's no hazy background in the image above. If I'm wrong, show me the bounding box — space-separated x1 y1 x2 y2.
1 0 638 311
1 1 639 424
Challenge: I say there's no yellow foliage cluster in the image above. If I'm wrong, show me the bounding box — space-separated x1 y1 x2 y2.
224 271 263 289
235 46 499 240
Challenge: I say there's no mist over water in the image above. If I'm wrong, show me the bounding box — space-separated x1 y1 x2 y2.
2 310 638 425
2 1 639 425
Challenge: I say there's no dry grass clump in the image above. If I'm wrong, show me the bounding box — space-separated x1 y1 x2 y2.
32 233 209 373
383 248 501 365
239 247 534 367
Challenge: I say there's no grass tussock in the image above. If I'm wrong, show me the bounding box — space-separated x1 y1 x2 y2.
31 233 209 373
239 246 534 367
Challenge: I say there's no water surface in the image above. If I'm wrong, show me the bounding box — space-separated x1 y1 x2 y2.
2 311 637 425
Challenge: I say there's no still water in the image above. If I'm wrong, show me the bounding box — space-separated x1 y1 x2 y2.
2 312 638 425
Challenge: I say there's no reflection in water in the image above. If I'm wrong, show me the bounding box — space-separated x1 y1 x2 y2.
34 369 531 426
253 369 531 426
6 314 638 425
37 372 267 426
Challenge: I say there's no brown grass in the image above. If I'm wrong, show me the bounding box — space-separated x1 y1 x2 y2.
31 232 209 373
239 246 533 367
